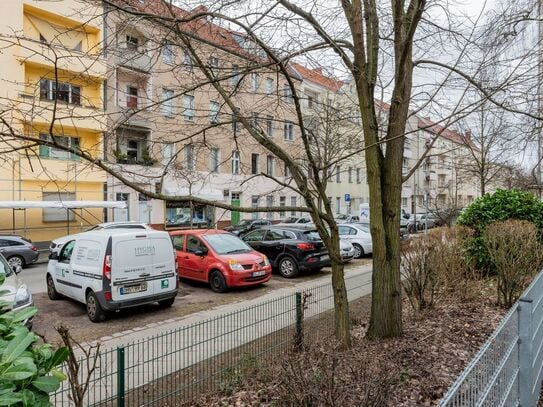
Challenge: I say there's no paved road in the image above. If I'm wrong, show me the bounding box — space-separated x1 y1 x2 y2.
51 264 373 406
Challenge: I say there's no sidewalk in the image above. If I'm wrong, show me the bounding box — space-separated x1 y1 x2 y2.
52 264 373 405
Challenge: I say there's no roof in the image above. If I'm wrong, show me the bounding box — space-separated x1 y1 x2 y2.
417 116 476 148
290 63 344 92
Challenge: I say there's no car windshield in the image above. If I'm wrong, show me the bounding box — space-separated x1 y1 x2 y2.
282 217 299 224
237 220 252 227
0 255 13 278
203 234 253 254
335 214 348 220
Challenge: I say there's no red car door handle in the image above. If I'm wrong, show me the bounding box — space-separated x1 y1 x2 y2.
183 256 189 259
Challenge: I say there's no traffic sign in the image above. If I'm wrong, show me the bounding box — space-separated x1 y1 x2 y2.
344 193 351 202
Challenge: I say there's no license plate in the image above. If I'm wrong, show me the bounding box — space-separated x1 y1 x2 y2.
120 283 147 295
252 270 266 277
320 255 329 261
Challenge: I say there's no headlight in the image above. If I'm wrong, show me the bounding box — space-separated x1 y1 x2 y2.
14 285 32 308
262 256 270 266
228 260 245 271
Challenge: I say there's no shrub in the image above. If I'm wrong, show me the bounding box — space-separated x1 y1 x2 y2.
484 220 543 307
457 189 543 274
0 271 68 406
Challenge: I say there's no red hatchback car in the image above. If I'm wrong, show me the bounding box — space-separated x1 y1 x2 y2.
169 229 272 293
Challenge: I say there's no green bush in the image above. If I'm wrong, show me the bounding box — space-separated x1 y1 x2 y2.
457 189 543 274
0 271 68 406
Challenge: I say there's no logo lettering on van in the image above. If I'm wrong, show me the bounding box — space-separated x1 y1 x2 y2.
134 246 156 256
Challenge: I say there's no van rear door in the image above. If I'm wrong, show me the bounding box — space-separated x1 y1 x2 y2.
148 234 177 296
110 233 155 302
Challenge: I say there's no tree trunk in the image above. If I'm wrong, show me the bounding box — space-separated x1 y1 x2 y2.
329 230 351 348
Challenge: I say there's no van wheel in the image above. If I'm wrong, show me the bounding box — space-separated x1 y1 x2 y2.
278 256 299 278
353 244 364 259
86 291 106 323
209 271 228 293
158 297 175 308
46 275 60 300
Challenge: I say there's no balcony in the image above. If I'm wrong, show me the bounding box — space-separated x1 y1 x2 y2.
17 94 106 132
110 106 153 129
424 171 438 182
113 127 157 167
114 49 152 73
17 39 106 79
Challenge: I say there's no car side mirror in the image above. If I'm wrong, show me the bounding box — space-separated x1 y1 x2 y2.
49 252 58 260
13 265 22 275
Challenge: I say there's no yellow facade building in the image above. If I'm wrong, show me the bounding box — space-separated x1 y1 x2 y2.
0 0 107 242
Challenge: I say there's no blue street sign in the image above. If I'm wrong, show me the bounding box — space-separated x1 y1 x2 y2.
344 193 351 202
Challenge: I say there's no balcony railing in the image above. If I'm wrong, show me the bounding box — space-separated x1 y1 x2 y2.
114 49 152 72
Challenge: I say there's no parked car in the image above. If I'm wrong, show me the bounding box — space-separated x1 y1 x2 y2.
242 226 330 278
338 224 373 258
276 216 314 227
170 229 272 293
46 230 178 322
407 214 422 233
418 213 441 230
334 214 361 224
0 256 33 327
340 239 356 262
49 221 153 254
0 235 39 269
224 219 271 236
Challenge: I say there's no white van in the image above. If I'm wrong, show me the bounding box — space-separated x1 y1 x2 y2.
46 230 178 322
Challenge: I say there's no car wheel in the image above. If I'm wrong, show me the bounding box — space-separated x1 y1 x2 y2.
352 244 364 259
278 256 299 278
158 297 175 307
86 291 106 323
7 255 25 269
209 270 228 293
46 274 60 300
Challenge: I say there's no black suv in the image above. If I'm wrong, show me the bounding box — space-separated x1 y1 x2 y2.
242 226 330 278
224 219 271 237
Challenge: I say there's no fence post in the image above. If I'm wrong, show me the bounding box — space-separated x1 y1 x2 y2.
117 346 125 407
518 298 534 407
294 291 303 351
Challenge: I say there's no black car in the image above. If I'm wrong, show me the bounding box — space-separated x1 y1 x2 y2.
224 219 271 237
242 227 330 278
0 235 39 268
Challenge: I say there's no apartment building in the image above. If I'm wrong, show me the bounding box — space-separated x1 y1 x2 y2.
291 63 369 215
102 1 303 228
0 0 107 241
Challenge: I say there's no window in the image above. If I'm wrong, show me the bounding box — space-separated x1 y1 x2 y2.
356 168 361 184
73 41 82 52
266 196 274 220
59 240 76 264
284 161 291 177
336 197 341 214
251 196 259 219
251 73 259 92
162 43 174 64
43 192 76 222
114 193 130 221
40 79 81 105
251 153 259 175
290 196 297 216
184 144 195 171
251 112 259 129
171 235 185 251
186 235 206 254
348 167 353 183
305 89 318 109
126 86 138 109
266 155 274 176
402 197 408 207
402 158 410 171
210 148 220 172
209 56 219 69
279 196 286 218
209 101 220 123
126 35 138 50
39 134 80 160
162 88 174 117
266 78 274 95
231 151 240 175
183 50 193 71
336 165 341 183
284 121 294 141
183 95 195 120
231 65 241 86
162 142 174 166
266 116 274 137
404 138 411 150
283 83 293 103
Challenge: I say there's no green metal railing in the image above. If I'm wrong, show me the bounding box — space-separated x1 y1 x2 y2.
52 271 371 406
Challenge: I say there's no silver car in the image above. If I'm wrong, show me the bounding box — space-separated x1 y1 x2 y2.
0 256 33 327
338 224 373 258
340 239 356 262
0 235 39 269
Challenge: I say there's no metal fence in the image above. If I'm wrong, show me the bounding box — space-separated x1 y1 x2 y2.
440 269 543 407
51 271 371 406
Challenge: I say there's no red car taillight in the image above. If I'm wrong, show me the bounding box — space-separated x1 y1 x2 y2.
103 254 112 281
296 242 315 251
31 246 38 251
